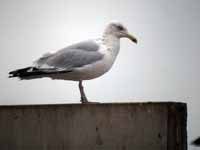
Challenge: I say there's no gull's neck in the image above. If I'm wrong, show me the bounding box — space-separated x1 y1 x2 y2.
102 33 120 56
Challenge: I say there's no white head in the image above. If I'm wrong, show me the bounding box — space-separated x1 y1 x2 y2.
103 21 137 44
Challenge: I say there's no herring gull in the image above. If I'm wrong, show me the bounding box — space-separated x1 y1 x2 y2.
9 21 137 103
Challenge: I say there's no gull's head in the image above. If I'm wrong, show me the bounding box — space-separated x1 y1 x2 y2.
104 21 137 44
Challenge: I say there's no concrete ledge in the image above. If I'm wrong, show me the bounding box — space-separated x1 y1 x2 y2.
0 102 187 150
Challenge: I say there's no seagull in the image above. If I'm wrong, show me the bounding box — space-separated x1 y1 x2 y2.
9 21 137 103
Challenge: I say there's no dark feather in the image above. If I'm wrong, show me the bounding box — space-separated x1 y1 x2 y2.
9 67 72 79
192 137 200 146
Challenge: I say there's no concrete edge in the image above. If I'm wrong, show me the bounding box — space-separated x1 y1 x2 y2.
0 101 187 108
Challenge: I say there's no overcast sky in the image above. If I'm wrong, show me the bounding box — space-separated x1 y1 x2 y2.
0 0 200 149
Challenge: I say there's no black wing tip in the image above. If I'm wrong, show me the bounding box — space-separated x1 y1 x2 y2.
8 67 33 79
8 71 18 78
8 73 20 78
8 67 73 79
191 137 200 146
8 74 14 78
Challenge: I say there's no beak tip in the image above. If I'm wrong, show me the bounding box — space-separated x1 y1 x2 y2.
132 38 138 44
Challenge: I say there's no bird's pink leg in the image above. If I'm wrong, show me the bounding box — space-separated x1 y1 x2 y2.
78 81 100 104
78 81 89 103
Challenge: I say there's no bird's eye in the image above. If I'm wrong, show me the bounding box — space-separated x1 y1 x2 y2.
116 25 124 31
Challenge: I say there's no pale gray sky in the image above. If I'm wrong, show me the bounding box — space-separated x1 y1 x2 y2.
0 0 200 149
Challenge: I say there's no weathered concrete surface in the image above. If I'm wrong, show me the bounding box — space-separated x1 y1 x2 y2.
0 102 187 150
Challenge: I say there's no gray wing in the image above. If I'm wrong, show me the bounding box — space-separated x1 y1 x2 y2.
34 40 103 71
